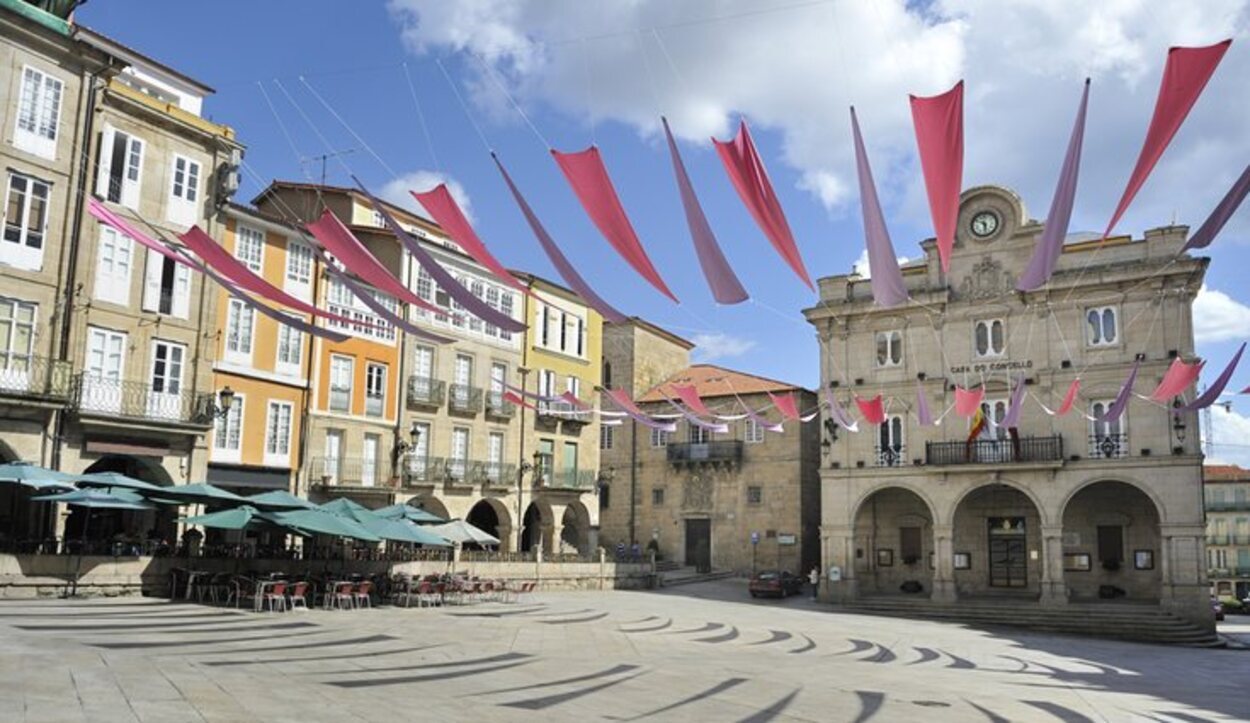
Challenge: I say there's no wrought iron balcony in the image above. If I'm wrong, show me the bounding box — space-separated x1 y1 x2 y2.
875 445 906 467
406 375 445 410
545 468 598 490
484 390 515 418
1208 534 1230 545
1206 500 1250 512
311 455 393 488
403 454 432 484
925 435 1064 466
447 384 483 415
474 460 517 487
1210 534 1250 546
536 396 593 424
72 374 214 427
667 440 744 467
1089 433 1128 459
0 355 73 402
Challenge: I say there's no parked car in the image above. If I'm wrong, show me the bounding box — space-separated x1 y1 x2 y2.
1212 598 1225 621
749 570 803 598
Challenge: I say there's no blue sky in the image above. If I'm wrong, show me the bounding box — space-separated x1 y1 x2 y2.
80 0 1250 462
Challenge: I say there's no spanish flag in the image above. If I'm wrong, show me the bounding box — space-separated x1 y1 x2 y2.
964 406 986 461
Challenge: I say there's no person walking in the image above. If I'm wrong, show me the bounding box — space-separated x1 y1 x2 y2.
808 567 820 601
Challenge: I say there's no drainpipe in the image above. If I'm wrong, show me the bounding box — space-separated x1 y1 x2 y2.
293 253 323 496
629 417 637 546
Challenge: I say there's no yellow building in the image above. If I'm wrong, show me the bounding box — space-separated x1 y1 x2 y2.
515 272 603 555
206 205 314 497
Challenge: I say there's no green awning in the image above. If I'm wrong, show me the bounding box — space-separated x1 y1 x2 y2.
268 509 381 542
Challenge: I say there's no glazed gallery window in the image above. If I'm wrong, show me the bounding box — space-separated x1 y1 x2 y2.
96 126 144 209
14 66 63 159
1086 306 1118 347
973 318 1005 358
3 173 49 271
234 224 264 273
875 330 902 367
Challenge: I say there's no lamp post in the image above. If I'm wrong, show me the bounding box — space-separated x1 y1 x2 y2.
1171 398 1187 455
213 386 235 419
515 367 529 552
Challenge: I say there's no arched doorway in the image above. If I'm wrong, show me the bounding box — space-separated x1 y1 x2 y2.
952 484 1043 599
414 495 449 521
72 455 174 553
1061 480 1161 601
560 501 590 555
466 498 511 549
853 486 934 596
0 440 42 549
521 500 552 553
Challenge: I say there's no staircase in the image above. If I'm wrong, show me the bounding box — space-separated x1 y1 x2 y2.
657 564 734 587
836 597 1221 647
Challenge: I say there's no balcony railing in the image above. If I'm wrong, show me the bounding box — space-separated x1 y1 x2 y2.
1210 566 1250 577
536 396 593 424
1209 534 1250 546
1208 535 1230 545
1206 500 1250 512
875 445 905 467
926 435 1064 466
1089 433 1128 459
667 440 744 466
365 392 385 418
0 356 73 401
311 455 393 488
447 384 482 414
72 374 214 427
477 461 517 487
484 390 515 418
328 386 350 413
406 375 445 409
545 468 598 490
402 455 518 488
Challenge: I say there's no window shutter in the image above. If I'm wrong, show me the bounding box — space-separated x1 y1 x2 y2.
120 136 144 210
95 125 116 198
172 262 192 319
141 247 162 312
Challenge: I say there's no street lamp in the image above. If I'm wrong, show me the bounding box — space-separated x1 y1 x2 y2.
210 386 235 420
1171 398 1187 454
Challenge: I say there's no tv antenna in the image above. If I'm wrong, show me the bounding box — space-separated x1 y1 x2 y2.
300 147 357 186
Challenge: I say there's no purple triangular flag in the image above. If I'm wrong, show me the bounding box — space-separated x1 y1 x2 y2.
662 117 748 305
1000 375 1029 428
851 107 909 307
1094 360 1140 423
1177 342 1245 411
1182 164 1250 252
1018 80 1090 291
915 381 935 426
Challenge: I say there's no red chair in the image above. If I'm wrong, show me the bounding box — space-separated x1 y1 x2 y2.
353 580 373 609
263 582 288 612
288 581 309 611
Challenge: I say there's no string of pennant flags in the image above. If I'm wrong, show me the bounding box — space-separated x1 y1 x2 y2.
85 38 1250 435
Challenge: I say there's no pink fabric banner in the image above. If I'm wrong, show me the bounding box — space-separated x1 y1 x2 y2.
1000 376 1029 428
954 386 984 418
603 388 677 432
667 399 729 433
672 384 713 417
1056 379 1081 416
1104 40 1232 239
411 184 529 294
491 153 626 323
1018 79 1090 291
1150 357 1205 402
560 391 591 411
89 198 188 267
910 81 964 274
851 107 910 307
359 186 527 333
712 120 814 291
325 266 453 344
854 395 887 426
305 210 436 312
1094 361 1141 423
742 403 784 433
179 226 363 327
1182 163 1250 252
769 391 801 421
551 146 678 303
1178 343 1245 412
662 117 748 305
503 390 538 411
822 389 859 432
916 381 935 426
503 383 563 403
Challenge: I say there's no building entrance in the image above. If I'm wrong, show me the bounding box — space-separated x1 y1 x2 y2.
685 518 710 572
987 517 1027 588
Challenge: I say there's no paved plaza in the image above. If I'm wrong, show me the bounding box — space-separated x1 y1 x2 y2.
0 580 1246 722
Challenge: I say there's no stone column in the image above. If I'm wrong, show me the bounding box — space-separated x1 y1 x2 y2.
587 524 600 554
931 524 956 603
548 524 563 555
822 524 857 602
1039 524 1067 606
495 524 514 553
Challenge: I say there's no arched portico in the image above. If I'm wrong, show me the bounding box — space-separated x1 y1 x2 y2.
950 483 1045 600
414 495 450 522
558 500 591 555
73 455 175 552
466 498 513 551
851 486 935 597
1061 479 1162 602
521 499 554 553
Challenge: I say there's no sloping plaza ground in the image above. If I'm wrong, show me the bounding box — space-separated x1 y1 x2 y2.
0 579 1245 722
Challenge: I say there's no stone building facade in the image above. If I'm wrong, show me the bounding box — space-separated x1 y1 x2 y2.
1205 464 1250 601
804 184 1211 632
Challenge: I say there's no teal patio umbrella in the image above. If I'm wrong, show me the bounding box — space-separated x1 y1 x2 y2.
268 509 381 542
179 505 306 534
31 488 156 597
319 500 449 546
160 483 246 506
373 502 445 524
246 490 318 510
428 519 500 547
0 461 77 491
77 471 166 494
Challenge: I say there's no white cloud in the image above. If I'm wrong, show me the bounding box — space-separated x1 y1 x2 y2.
1206 403 1250 468
1194 285 1250 343
379 170 475 223
850 248 910 278
387 0 1250 236
690 332 756 362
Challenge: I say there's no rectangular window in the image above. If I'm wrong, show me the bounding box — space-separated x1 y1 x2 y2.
1086 306 1118 347
285 239 313 297
324 276 396 342
487 432 504 481
409 422 430 479
745 418 764 444
747 486 762 505
362 433 379 484
689 423 711 444
235 224 264 273
0 298 36 378
365 362 387 417
82 326 125 414
96 126 144 209
539 303 549 346
562 441 578 487
2 173 49 271
224 298 254 362
212 393 244 461
147 340 185 421
900 526 922 562
652 488 665 506
1089 400 1127 458
875 330 903 367
275 320 303 376
141 248 191 318
974 319 1006 358
450 427 470 479
329 355 354 413
877 415 904 467
560 311 568 351
537 438 554 485
1097 525 1123 564
166 155 200 226
265 401 293 462
94 226 134 306
322 429 342 483
577 317 585 357
484 286 500 336
499 293 514 341
14 66 63 159
600 423 614 450
650 427 670 447
416 266 433 302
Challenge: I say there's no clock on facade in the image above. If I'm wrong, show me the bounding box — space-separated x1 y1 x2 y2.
970 211 1000 238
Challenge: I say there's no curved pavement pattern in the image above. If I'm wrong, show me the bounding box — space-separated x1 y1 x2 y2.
0 577 1241 722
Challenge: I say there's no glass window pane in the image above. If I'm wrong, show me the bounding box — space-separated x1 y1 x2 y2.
975 322 988 355
1103 308 1116 342
991 320 1004 353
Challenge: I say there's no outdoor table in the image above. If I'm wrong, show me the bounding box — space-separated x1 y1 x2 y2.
183 570 210 600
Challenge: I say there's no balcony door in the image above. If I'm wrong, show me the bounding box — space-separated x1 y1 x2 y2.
987 517 1027 588
452 354 472 407
323 430 342 484
361 434 379 487
562 442 578 487
412 345 434 400
84 327 125 413
146 341 185 420
409 422 430 479
450 427 469 480
489 361 506 407
0 298 36 393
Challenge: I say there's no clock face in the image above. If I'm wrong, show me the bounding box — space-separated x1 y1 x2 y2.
970 211 1000 238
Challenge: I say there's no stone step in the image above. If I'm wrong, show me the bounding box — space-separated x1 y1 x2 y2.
660 569 735 587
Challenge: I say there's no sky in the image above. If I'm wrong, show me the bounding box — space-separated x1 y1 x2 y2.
80 0 1250 463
